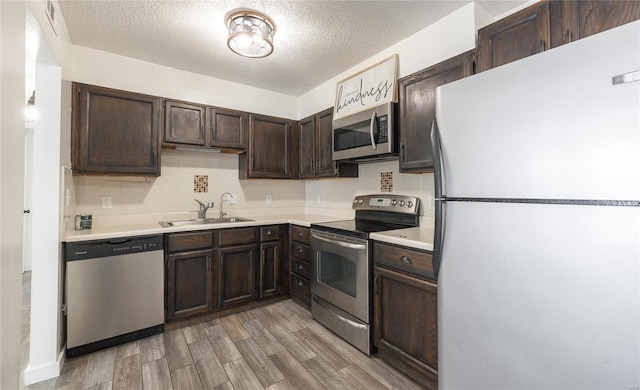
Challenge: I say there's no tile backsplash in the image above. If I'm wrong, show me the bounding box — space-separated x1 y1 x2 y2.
71 150 306 217
71 151 434 226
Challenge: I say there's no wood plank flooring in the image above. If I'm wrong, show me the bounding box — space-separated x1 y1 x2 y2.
22 277 423 390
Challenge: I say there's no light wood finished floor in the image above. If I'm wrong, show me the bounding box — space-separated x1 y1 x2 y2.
21 278 422 389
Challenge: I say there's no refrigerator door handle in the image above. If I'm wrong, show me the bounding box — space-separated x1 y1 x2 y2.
430 119 444 199
430 119 445 279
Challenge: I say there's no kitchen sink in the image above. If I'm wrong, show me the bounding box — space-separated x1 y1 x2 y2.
159 217 253 228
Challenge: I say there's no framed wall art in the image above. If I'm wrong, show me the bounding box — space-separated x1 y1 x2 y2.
333 54 398 120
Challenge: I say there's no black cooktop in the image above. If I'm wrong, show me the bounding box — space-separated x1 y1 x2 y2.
310 194 421 239
311 219 411 239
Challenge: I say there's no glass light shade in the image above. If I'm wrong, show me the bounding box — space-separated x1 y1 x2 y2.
226 11 275 58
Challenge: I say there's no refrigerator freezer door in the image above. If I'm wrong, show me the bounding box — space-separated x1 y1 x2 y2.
438 201 639 389
435 21 640 201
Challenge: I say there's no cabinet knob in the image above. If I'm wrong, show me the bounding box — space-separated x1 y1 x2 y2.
266 230 273 235
296 264 303 270
400 256 413 265
298 248 303 254
298 232 303 237
297 281 304 286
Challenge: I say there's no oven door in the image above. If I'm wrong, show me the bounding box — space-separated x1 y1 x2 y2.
310 230 370 322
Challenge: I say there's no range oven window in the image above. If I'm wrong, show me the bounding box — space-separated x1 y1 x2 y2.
317 250 357 298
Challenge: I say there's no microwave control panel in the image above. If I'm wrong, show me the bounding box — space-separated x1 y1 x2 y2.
377 116 388 143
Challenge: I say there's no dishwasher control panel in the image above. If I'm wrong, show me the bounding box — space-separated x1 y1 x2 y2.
65 235 164 261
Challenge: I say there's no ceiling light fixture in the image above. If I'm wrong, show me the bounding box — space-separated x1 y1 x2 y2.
225 10 276 58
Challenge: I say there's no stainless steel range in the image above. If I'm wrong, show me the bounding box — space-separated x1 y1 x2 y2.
310 194 420 355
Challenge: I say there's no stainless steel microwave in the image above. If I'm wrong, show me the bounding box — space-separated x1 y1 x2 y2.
332 102 398 162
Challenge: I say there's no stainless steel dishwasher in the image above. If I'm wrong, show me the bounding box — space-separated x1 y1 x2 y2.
65 235 164 357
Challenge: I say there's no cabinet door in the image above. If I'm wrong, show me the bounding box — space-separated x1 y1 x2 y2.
374 266 438 389
166 249 213 321
298 115 316 178
209 107 247 150
398 51 474 173
218 244 257 307
72 83 160 176
477 2 550 73
315 108 338 177
163 100 206 146
240 114 294 179
259 241 281 298
566 0 640 40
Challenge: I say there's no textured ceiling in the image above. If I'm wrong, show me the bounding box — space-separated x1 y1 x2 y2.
58 1 526 96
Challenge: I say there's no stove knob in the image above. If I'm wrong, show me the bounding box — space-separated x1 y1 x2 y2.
391 199 398 206
407 201 414 208
353 199 359 204
399 200 405 207
358 199 364 205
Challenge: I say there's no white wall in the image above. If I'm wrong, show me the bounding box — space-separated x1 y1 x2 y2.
70 45 298 119
73 150 306 220
25 62 63 386
300 3 481 221
0 1 26 389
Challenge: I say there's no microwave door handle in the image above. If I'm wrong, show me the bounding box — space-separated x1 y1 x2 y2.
369 111 377 150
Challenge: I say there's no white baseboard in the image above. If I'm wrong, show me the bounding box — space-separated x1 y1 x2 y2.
23 348 64 385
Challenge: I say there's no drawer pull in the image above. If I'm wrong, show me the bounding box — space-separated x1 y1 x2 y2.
400 256 413 265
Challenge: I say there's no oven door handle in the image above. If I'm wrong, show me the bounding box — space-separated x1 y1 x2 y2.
313 297 368 330
311 232 367 250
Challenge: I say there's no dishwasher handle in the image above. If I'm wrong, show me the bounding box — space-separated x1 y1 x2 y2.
65 235 164 261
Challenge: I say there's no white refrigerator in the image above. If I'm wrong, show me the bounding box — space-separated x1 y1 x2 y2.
433 21 639 389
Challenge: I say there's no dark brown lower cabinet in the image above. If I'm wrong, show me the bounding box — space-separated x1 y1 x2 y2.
259 241 280 298
166 249 214 321
374 265 438 390
289 225 311 307
218 244 257 308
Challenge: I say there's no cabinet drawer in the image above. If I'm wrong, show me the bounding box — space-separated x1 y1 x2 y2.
290 225 310 244
167 231 214 252
290 241 311 260
373 242 434 280
260 225 281 242
291 257 310 279
217 227 257 246
290 273 311 305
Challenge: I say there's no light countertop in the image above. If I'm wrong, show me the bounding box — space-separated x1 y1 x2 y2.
65 211 435 251
370 226 435 251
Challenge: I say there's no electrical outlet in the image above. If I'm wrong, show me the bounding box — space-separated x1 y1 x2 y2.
266 194 273 204
316 194 321 203
229 193 238 204
428 195 435 209
102 196 112 209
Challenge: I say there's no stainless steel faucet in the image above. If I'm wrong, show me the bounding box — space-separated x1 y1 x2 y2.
220 192 233 219
193 199 214 219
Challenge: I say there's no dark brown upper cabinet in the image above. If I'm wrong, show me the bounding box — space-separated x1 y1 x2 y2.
72 83 161 176
239 113 297 179
209 107 247 150
163 100 206 146
564 1 640 41
299 108 358 179
398 50 474 173
477 1 640 73
477 1 551 73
